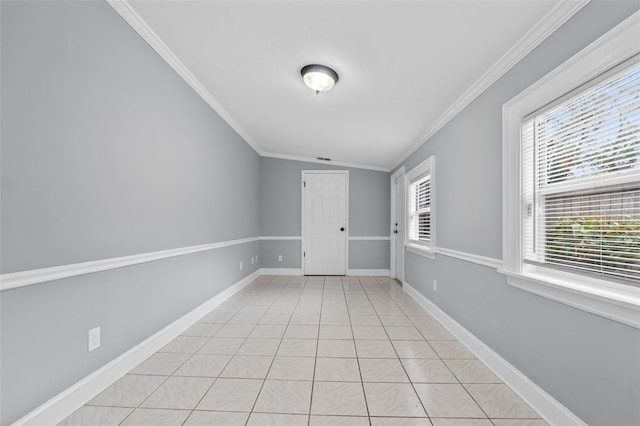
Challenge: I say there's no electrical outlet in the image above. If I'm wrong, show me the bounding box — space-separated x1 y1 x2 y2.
88 327 101 352
251 257 254 265
433 280 438 291
278 255 283 262
239 261 243 271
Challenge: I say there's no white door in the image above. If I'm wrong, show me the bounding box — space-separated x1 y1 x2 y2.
390 168 404 281
302 171 347 275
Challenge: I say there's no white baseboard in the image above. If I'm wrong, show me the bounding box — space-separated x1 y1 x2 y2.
402 281 586 426
259 268 303 276
347 269 390 276
13 270 260 426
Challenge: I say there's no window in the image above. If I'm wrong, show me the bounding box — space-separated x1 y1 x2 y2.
406 156 435 258
503 12 640 328
523 62 640 283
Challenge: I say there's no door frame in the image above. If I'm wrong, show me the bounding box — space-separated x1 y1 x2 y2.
301 170 350 276
390 166 405 280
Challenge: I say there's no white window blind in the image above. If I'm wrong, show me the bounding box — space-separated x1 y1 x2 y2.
409 175 431 243
522 61 640 283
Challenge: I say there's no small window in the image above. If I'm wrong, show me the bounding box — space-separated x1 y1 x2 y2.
405 156 435 258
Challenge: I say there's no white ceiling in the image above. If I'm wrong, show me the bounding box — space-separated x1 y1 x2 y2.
124 0 572 171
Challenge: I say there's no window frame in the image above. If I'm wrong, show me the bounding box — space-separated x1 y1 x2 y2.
502 11 640 329
405 156 436 259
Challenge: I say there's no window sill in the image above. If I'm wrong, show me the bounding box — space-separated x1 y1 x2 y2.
501 270 640 329
406 243 436 259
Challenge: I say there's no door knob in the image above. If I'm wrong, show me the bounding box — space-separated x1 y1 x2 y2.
340 227 345 232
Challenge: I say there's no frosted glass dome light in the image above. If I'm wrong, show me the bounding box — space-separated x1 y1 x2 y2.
301 64 339 94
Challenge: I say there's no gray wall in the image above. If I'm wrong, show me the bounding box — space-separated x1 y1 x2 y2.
0 1 260 424
259 157 390 270
397 2 640 425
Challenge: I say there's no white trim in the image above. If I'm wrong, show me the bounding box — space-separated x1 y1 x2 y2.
502 10 640 328
262 152 389 172
259 236 302 241
390 0 589 170
348 236 390 241
390 167 406 281
347 269 390 277
106 0 260 154
301 170 350 276
259 268 303 276
402 281 588 426
11 270 260 426
0 237 259 291
435 246 502 270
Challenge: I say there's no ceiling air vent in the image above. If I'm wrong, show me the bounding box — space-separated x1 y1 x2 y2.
316 157 332 161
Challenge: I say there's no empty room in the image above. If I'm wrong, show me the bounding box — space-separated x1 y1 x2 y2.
1 1 639 425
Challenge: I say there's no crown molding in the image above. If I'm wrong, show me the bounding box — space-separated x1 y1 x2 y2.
390 0 590 170
106 0 261 155
261 152 390 172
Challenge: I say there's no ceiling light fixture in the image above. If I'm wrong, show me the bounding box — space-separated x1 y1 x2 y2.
301 64 339 95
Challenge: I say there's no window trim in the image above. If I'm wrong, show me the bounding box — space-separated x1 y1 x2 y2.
405 156 436 259
502 10 640 329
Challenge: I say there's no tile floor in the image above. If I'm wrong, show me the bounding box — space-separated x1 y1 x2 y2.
60 275 547 426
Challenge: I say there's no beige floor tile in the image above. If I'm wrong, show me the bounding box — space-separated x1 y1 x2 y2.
359 358 409 382
196 378 263 411
268 356 315 380
247 413 308 425
88 375 166 407
350 315 382 326
464 384 539 418
445 360 501 384
200 312 234 323
140 376 213 409
370 417 433 425
386 326 425 341
119 408 189 425
311 382 368 416
197 337 244 355
364 383 426 417
249 325 287 338
315 357 361 382
352 326 389 340
401 359 458 383
215 324 255 338
159 336 209 354
284 325 319 339
430 419 491 426
228 313 263 325
413 384 485 418
348 306 377 315
58 406 133 426
259 314 292 325
173 354 231 377
317 339 357 357
393 341 438 358
130 353 189 376
237 338 281 356
429 341 475 359
320 314 351 325
253 380 313 414
310 415 370 425
183 411 248 426
491 420 548 426
278 339 317 356
290 314 321 325
355 339 398 358
319 325 353 339
417 325 455 340
220 355 273 379
182 323 222 337
379 315 413 326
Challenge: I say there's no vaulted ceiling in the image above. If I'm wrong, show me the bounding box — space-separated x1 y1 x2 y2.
117 1 584 171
